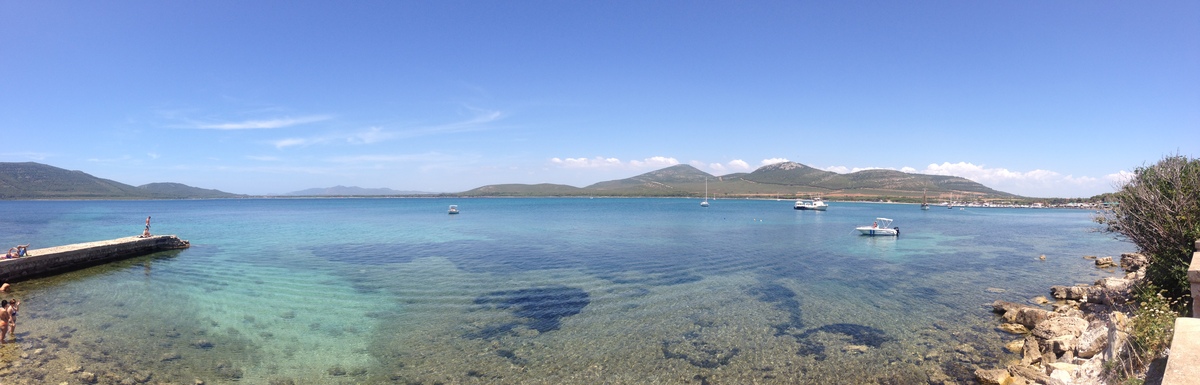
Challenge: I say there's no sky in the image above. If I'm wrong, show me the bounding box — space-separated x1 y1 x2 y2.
1 1 1197 198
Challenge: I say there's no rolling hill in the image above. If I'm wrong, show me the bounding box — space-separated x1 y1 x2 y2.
461 162 1018 199
0 162 243 199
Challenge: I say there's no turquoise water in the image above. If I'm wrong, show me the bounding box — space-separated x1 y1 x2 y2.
0 198 1132 384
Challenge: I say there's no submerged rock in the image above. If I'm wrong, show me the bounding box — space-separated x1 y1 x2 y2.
467 285 590 339
1004 307 1053 329
1004 339 1025 353
973 368 1013 385
998 323 1029 335
1050 285 1089 300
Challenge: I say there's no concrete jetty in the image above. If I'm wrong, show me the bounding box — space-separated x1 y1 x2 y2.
0 235 190 283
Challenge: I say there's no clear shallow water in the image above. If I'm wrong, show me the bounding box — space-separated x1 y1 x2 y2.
0 198 1133 384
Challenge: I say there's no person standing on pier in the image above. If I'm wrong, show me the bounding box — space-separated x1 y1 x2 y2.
140 216 152 238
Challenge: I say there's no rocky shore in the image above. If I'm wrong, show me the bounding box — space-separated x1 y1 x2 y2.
976 253 1149 385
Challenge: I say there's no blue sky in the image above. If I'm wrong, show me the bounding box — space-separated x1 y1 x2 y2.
2 1 1197 197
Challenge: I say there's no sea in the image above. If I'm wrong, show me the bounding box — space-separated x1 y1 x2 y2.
0 198 1134 384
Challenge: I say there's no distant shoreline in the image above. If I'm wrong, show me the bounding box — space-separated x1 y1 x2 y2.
0 195 1106 209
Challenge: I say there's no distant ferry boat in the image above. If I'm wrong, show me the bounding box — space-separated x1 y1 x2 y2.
794 196 828 211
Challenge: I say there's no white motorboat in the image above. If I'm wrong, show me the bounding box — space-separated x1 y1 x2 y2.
448 205 460 214
857 218 899 236
700 178 710 207
794 196 828 211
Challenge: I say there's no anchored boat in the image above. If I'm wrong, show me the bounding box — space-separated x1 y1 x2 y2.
794 196 828 211
857 218 899 236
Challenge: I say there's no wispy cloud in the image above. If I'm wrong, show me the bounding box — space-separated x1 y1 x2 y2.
550 156 679 169
270 110 502 149
246 155 282 162
191 115 332 130
272 137 320 149
86 155 135 163
326 153 456 164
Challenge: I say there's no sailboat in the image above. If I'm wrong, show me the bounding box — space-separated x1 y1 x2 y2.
921 189 930 210
700 178 710 207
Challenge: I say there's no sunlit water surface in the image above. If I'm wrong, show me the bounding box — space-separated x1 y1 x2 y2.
0 198 1132 384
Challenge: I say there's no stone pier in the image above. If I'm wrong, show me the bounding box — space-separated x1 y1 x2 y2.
1161 239 1200 385
0 235 190 283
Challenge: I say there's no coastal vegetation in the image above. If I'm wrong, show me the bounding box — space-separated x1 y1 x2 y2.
1099 154 1199 311
1096 154 1200 382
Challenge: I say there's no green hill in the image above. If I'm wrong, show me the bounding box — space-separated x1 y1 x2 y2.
0 162 242 199
460 161 1019 199
585 164 713 193
137 182 243 199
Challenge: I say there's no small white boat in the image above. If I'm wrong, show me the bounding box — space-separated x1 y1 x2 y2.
700 178 710 207
794 196 828 211
448 205 459 214
857 217 899 236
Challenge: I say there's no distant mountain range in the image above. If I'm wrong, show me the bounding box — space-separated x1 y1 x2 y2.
463 162 1020 199
1 161 1023 200
0 162 242 199
281 186 436 196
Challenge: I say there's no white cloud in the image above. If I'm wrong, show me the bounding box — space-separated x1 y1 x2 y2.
550 156 678 169
630 156 680 168
824 166 896 173
1104 170 1136 186
819 161 1118 197
760 158 789 166
704 159 751 174
921 162 1115 197
192 115 331 130
921 162 1059 184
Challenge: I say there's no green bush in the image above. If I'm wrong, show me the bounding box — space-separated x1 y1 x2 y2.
1106 285 1179 384
1100 154 1200 314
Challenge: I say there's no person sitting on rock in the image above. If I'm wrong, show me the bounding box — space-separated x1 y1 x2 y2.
4 248 16 259
15 244 29 257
